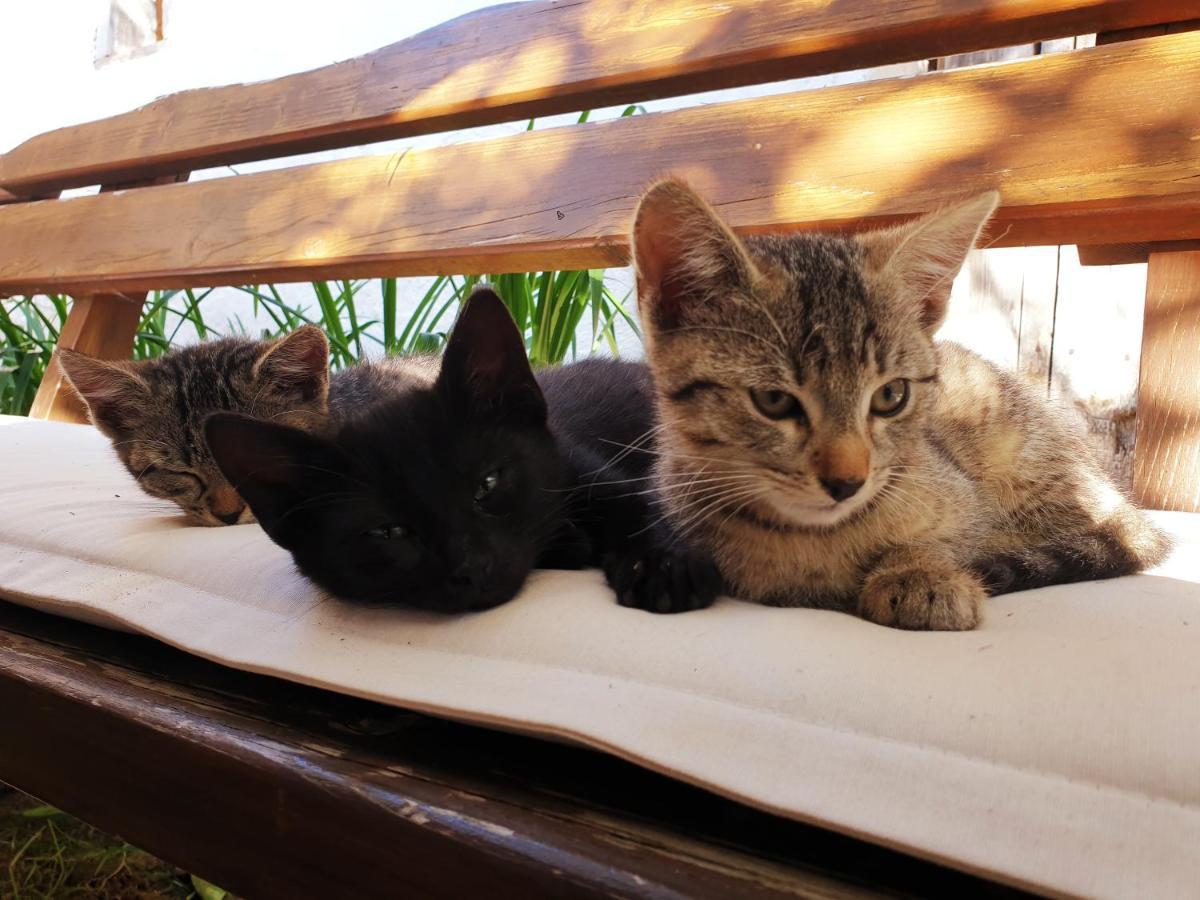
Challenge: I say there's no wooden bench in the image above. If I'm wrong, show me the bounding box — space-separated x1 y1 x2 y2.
2 1 1199 894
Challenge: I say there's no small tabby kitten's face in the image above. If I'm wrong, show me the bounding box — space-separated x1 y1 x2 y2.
205 289 566 613
632 179 996 529
59 327 330 526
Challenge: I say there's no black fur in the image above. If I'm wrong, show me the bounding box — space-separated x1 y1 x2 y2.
206 288 720 613
541 359 723 614
206 290 567 612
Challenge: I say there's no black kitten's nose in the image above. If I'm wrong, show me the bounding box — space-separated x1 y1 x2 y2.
819 477 865 503
216 509 243 525
451 557 493 590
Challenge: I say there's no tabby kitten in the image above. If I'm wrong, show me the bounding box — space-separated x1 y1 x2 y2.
204 288 719 613
630 178 1170 630
59 327 330 526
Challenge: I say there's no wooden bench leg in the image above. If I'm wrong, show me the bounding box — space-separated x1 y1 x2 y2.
27 173 189 424
1134 250 1200 511
28 292 147 423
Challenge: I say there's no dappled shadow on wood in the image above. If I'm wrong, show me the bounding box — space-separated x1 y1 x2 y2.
0 29 1198 295
0 0 1191 196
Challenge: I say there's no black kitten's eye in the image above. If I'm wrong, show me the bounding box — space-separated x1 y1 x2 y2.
870 379 910 417
750 389 802 420
364 524 407 539
475 469 501 502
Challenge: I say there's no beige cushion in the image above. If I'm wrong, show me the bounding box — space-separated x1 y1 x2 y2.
1 414 1198 897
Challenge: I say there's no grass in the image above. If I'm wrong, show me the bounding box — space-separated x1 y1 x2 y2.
0 788 228 899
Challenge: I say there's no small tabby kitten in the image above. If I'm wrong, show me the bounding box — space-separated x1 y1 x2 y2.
204 288 721 613
60 327 329 526
630 179 1170 630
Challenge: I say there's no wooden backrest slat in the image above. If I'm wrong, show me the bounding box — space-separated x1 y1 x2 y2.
1 32 1197 295
0 0 1195 196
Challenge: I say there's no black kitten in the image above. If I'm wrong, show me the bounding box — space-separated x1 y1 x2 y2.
206 288 720 613
205 289 568 612
539 359 723 613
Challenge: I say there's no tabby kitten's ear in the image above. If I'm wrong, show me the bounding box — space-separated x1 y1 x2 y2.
631 177 758 332
861 191 999 335
204 412 354 538
57 349 151 437
437 286 546 427
254 325 330 403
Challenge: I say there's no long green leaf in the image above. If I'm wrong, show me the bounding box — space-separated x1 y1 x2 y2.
382 278 397 350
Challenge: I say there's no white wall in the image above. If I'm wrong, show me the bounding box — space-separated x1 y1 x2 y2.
2 1 501 153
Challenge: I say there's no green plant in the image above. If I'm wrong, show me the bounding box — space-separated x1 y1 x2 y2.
1 792 199 898
372 270 637 366
0 294 61 415
0 268 638 416
1 289 231 416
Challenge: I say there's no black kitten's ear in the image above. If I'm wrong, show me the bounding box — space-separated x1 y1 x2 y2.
437 286 546 426
204 412 355 540
254 325 330 403
859 191 999 335
57 349 151 437
631 177 759 333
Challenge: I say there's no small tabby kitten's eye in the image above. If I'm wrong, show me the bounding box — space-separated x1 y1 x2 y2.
750 389 802 421
364 524 407 539
157 470 204 497
475 469 501 502
870 379 910 417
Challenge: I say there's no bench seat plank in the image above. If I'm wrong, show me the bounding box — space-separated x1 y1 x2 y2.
0 0 1194 196
1 32 1198 295
0 602 1019 899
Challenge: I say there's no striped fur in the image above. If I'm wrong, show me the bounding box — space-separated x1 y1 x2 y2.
60 327 331 526
632 179 1170 630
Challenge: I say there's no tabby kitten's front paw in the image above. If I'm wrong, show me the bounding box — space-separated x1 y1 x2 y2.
859 565 985 631
604 546 722 614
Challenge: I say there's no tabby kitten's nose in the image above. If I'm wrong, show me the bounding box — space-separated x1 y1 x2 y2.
819 477 865 503
217 506 245 525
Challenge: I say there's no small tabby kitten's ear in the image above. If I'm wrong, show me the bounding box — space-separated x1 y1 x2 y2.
254 325 330 403
57 349 150 437
204 412 353 537
631 178 758 332
861 191 999 335
437 286 546 426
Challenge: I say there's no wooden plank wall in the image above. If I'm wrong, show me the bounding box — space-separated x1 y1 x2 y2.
933 35 1144 489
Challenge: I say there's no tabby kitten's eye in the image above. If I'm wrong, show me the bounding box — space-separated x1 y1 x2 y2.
364 524 407 539
475 469 501 502
153 469 204 497
750 389 802 420
870 379 910 417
